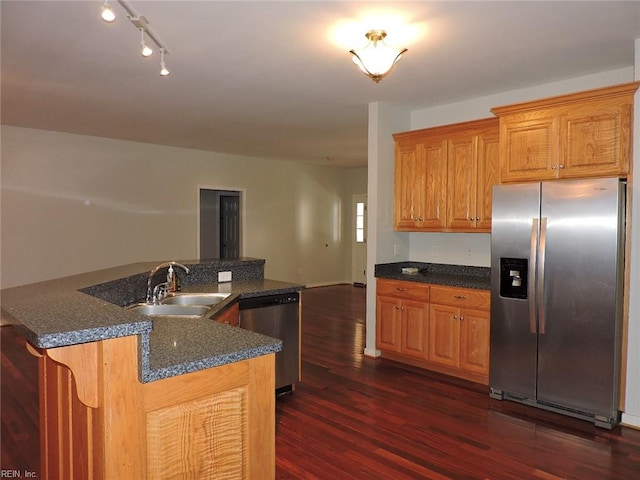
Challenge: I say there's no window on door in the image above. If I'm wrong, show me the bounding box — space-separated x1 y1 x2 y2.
355 201 366 243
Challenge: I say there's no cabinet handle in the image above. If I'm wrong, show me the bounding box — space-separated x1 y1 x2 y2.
396 287 406 292
454 295 467 300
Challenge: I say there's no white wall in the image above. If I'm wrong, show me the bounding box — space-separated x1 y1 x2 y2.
0 126 366 289
368 65 640 427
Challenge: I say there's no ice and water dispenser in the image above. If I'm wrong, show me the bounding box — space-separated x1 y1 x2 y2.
499 258 528 299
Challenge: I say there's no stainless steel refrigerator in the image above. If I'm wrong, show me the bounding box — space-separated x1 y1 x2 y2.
489 177 626 428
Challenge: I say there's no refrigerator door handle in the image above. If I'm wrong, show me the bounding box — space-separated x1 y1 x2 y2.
538 217 548 335
529 218 538 334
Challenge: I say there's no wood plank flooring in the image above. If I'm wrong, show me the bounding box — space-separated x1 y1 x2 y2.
3 284 640 479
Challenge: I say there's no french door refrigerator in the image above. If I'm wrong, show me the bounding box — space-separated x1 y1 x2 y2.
489 177 626 428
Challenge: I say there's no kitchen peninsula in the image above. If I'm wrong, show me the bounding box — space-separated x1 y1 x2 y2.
1 258 304 480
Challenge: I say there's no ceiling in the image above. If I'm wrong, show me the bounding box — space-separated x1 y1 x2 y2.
2 1 640 168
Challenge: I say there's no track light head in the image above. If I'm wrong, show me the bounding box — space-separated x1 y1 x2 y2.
101 1 116 23
160 49 170 76
139 28 153 57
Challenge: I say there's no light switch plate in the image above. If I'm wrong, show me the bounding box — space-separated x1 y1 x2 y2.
218 271 232 282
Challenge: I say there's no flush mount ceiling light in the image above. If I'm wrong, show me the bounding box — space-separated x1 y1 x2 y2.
349 30 407 83
101 0 116 23
100 0 171 76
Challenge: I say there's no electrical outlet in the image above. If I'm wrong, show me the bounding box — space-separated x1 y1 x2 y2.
218 271 232 282
393 244 400 256
466 249 472 258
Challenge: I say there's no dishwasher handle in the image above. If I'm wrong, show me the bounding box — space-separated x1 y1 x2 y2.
239 292 300 310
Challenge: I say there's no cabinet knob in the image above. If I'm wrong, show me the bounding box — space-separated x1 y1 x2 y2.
551 165 557 170
559 164 565 169
453 315 458 320
460 316 464 321
396 287 406 292
476 217 480 221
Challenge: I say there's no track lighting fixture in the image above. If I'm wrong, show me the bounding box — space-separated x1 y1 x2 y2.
160 49 170 76
101 0 116 23
139 28 153 57
99 1 172 75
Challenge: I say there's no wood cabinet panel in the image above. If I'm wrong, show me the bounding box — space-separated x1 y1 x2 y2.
459 308 490 376
401 299 429 360
376 295 402 352
394 118 499 232
146 388 246 479
376 279 430 302
428 303 459 368
493 82 639 183
430 285 490 310
376 279 490 383
216 303 239 326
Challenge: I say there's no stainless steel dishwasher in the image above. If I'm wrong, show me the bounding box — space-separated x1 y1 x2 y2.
238 292 300 394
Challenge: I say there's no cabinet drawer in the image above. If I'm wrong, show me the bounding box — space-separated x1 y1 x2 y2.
430 285 489 310
377 279 430 302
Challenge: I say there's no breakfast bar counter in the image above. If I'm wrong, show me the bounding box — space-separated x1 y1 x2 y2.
1 258 303 479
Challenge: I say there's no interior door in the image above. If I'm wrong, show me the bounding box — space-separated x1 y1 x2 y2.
352 195 367 286
220 195 240 258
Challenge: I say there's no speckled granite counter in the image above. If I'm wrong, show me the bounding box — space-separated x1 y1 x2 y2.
375 261 491 290
1 259 305 382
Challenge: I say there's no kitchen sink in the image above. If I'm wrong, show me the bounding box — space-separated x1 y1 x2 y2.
160 292 231 306
127 303 211 317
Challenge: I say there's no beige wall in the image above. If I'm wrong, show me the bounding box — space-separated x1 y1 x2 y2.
0 126 367 289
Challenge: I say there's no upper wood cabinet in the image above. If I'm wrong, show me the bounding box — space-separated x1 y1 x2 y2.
492 82 639 183
393 117 499 233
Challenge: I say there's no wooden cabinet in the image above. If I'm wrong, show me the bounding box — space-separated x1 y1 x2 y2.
216 303 239 326
394 137 447 230
376 279 430 359
492 82 639 183
446 128 499 231
376 279 491 384
31 335 275 479
393 118 499 233
429 285 490 379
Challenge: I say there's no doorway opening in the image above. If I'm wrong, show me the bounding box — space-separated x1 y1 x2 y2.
199 189 242 259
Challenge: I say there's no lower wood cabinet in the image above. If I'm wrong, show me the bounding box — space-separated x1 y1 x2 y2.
376 278 490 384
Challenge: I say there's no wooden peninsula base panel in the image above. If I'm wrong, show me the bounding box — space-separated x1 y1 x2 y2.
27 335 275 479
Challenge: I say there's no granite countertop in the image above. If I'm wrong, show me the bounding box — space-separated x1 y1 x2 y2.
375 262 491 290
1 260 305 383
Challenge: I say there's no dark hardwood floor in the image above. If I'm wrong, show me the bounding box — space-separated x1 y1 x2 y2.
3 284 640 479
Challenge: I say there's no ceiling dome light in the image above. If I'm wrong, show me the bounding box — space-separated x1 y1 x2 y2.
140 28 153 57
101 0 116 23
349 30 407 83
160 49 170 76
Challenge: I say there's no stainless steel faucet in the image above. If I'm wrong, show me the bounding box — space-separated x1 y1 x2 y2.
146 261 190 304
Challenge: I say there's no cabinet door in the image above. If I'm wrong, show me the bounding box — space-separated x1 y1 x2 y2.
394 142 423 229
500 114 559 182
419 139 448 229
446 135 476 230
560 99 632 178
476 131 499 231
459 307 490 376
376 296 402 352
216 303 239 326
428 303 460 368
400 299 429 359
